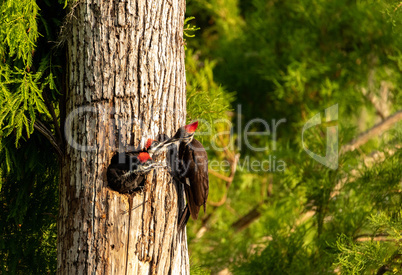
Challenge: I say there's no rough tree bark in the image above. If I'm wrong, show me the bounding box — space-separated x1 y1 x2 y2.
58 0 189 273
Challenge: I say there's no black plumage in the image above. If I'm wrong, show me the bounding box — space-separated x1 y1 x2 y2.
107 151 155 194
178 139 209 229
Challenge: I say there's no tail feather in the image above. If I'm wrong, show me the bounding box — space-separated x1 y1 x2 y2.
178 204 191 231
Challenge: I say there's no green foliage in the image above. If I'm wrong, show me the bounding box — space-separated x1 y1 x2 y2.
335 212 402 274
0 63 52 144
185 0 402 274
0 0 40 67
190 261 211 275
184 17 200 50
0 0 64 273
0 0 62 145
186 49 235 144
184 17 200 38
189 0 402 133
0 134 58 274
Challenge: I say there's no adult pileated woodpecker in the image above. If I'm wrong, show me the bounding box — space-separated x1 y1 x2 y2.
164 121 209 230
144 121 209 229
107 151 161 193
177 137 209 230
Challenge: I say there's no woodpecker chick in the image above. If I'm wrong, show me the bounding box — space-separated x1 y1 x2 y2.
107 151 160 193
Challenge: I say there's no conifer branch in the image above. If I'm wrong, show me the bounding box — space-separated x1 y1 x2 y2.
31 119 63 157
295 146 400 237
226 112 401 233
230 179 273 232
42 91 62 146
208 154 239 207
353 233 389 240
231 203 263 232
341 110 402 153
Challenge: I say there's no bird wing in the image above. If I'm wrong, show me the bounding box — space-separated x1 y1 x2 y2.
181 139 209 219
191 139 209 211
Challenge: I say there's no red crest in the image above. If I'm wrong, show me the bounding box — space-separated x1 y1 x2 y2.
184 121 198 133
145 138 154 149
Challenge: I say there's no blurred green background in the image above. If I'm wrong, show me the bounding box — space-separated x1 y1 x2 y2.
1 0 402 274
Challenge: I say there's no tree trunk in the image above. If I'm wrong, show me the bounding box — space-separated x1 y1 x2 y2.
58 0 188 273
